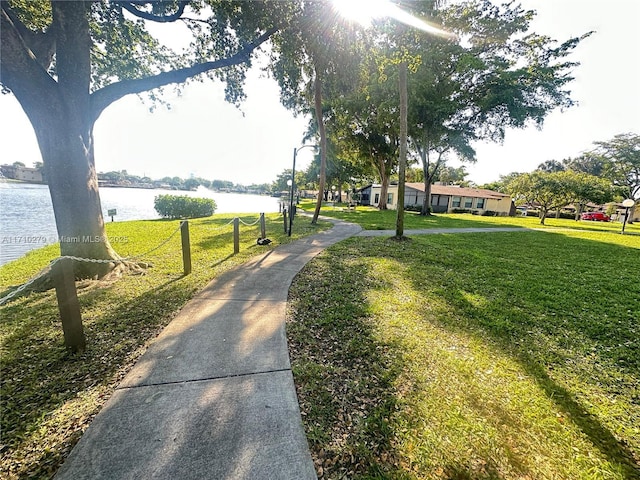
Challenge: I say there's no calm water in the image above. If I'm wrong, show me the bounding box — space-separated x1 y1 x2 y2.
0 183 281 265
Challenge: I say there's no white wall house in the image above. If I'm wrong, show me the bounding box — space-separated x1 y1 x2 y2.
357 183 514 215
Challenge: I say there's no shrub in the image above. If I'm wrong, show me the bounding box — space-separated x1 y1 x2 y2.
404 205 423 212
154 194 216 219
451 208 479 215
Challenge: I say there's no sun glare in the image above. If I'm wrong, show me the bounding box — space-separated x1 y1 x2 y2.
331 0 455 39
331 0 392 27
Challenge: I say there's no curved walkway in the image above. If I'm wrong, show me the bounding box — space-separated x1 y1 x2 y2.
55 219 362 480
53 221 534 479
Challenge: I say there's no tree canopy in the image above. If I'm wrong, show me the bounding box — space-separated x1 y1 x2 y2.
0 0 283 275
1 0 596 274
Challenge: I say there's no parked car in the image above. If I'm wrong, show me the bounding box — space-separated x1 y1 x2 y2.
581 211 610 222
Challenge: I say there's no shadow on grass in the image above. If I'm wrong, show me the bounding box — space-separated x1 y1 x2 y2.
403 231 640 477
287 250 416 479
0 275 198 479
289 229 639 478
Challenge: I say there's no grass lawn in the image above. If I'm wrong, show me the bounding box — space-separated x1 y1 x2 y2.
0 212 330 480
287 228 640 479
300 200 640 235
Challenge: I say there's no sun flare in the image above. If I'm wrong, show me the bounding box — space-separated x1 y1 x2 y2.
331 0 454 38
331 0 392 27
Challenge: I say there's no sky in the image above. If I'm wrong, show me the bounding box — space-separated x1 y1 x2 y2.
0 0 638 187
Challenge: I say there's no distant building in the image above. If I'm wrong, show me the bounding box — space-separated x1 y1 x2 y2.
356 183 514 216
1 164 44 183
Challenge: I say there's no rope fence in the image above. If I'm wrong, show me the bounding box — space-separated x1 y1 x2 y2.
0 213 271 351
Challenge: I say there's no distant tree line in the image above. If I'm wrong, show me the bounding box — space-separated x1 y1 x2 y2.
97 170 271 194
479 133 640 224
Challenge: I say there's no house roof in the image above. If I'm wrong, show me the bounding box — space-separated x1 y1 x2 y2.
405 183 511 200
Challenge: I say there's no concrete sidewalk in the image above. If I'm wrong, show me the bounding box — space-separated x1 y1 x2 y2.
55 219 362 480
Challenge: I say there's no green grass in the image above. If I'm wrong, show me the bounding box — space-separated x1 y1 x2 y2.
0 212 331 480
300 199 640 235
287 228 640 479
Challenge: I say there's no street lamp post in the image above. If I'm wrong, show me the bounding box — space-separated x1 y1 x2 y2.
621 198 635 234
289 144 317 236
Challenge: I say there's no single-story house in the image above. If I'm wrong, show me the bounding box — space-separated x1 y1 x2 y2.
356 183 514 216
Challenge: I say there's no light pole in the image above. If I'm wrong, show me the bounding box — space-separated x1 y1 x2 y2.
289 144 317 236
621 198 635 234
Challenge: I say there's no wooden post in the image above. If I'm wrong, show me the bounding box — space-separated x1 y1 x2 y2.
53 257 86 352
233 217 240 254
283 209 288 233
260 212 266 240
181 220 192 275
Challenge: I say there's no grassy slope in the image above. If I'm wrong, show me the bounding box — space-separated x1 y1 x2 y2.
0 213 330 480
287 224 640 479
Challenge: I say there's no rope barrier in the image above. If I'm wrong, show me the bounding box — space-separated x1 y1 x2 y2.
0 268 52 305
193 217 236 232
1 214 266 306
237 216 262 227
125 222 183 260
0 222 183 306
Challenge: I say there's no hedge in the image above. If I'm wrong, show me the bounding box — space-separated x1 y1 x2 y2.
154 194 216 219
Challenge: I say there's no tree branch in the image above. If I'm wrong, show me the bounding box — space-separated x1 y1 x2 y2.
0 2 56 71
117 1 188 23
89 27 277 123
0 6 57 105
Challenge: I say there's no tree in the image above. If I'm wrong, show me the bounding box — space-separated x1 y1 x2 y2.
268 0 366 224
505 170 610 225
405 0 590 216
396 60 408 237
211 179 234 191
183 178 200 191
329 75 400 210
434 165 469 185
593 133 640 221
563 152 609 177
1 1 282 277
480 172 523 193
564 171 614 220
537 160 566 173
272 169 293 195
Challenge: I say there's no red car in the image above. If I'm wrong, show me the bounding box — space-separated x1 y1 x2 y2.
581 211 610 222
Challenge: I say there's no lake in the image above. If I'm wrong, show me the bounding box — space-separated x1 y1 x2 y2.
0 182 282 266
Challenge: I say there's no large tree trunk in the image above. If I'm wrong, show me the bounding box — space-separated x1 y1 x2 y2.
540 209 547 225
312 65 327 224
3 2 119 278
423 181 433 216
38 120 119 277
